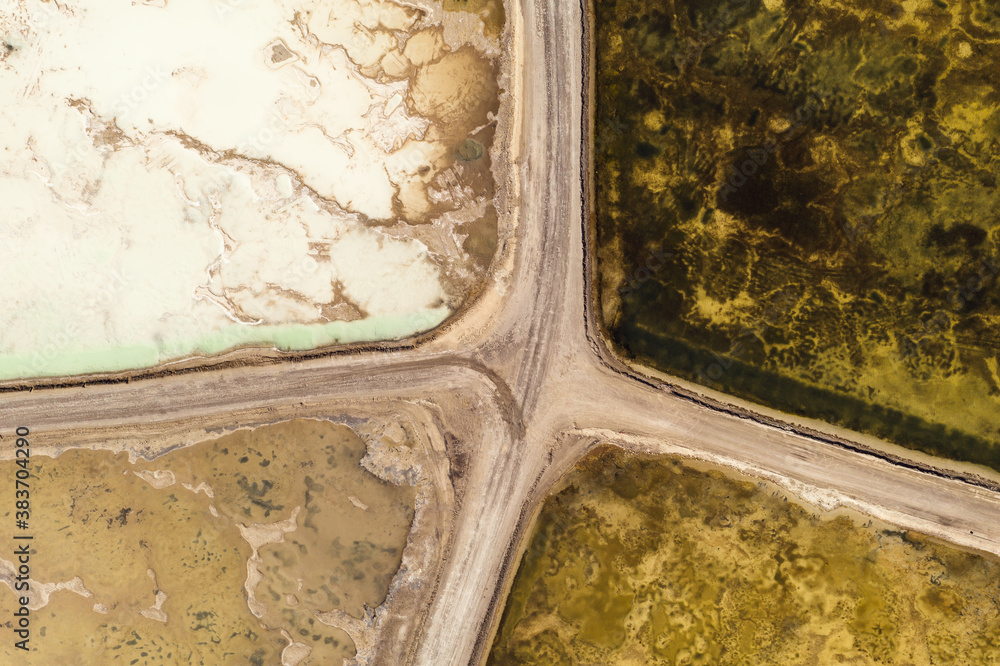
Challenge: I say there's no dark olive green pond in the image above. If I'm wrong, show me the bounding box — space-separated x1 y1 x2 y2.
594 0 1000 469
489 446 1000 664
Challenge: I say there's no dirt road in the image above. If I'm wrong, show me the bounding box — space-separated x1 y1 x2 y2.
3 0 1000 664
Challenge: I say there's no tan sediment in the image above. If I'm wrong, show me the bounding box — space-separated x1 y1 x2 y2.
0 418 439 664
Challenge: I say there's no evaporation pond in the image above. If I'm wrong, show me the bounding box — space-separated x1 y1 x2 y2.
490 445 1000 664
0 419 416 664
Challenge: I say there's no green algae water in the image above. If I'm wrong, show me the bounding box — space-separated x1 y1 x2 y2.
594 0 1000 470
0 306 449 381
489 446 1000 664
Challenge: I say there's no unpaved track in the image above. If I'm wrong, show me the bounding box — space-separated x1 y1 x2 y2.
3 0 1000 664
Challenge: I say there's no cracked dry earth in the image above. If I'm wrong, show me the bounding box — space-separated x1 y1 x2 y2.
0 0 508 379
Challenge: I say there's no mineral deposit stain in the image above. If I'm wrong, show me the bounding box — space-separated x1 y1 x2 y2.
0 420 415 664
0 0 509 380
594 0 1000 470
489 446 1000 665
443 0 506 38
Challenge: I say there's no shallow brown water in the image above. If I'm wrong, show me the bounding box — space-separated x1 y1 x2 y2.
0 419 415 664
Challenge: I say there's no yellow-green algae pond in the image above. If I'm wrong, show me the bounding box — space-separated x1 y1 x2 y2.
0 419 415 664
489 446 1000 664
594 0 1000 470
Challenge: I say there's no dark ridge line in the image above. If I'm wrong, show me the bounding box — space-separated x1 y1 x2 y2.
658 378 1000 494
469 2 596 663
588 329 1000 495
468 447 553 666
470 434 605 666
0 339 419 394
1 349 527 446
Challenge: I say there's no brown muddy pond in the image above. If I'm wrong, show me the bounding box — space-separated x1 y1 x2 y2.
490 445 1000 664
594 0 1000 470
0 419 415 664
